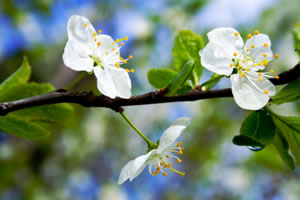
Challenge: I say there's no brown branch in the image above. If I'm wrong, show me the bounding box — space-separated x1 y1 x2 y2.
0 63 299 116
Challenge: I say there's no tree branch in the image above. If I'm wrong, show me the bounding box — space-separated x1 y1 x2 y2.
0 63 299 116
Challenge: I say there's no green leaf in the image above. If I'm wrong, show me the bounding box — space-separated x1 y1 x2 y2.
0 57 31 98
272 77 300 104
167 60 194 96
272 131 295 169
173 30 204 86
0 115 49 140
232 135 264 147
147 68 177 89
199 74 224 90
292 23 300 58
239 110 275 145
271 114 300 163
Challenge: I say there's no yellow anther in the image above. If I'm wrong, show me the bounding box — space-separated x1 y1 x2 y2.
177 159 182 163
240 73 244 78
251 44 255 48
264 43 268 47
246 48 250 52
130 69 135 73
97 42 101 47
258 63 262 66
178 150 183 155
120 42 124 46
98 30 102 34
263 53 267 57
120 57 123 60
234 32 239 36
230 63 234 67
233 52 238 57
274 54 279 59
254 30 259 35
123 60 127 64
105 52 109 55
181 147 184 151
92 32 97 37
94 38 97 42
263 59 268 66
264 90 269 94
247 34 252 39
238 63 242 68
115 63 120 68
116 52 119 55
129 55 133 59
177 141 182 147
259 77 263 82
245 68 249 72
112 48 115 51
270 69 275 74
126 69 129 72
165 154 169 159
163 172 167 176
258 72 262 76
242 59 246 63
167 163 172 168
84 23 88 28
275 75 279 79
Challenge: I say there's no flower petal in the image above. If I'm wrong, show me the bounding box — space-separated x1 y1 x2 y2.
94 66 131 99
207 27 244 53
118 150 156 184
95 34 120 63
67 15 96 45
200 42 235 75
231 71 276 110
157 117 191 153
62 40 94 72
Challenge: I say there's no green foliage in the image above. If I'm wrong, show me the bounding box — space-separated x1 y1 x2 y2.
272 132 295 169
199 74 224 90
147 68 177 89
172 30 204 86
0 57 73 140
167 60 195 96
292 23 300 58
272 77 300 104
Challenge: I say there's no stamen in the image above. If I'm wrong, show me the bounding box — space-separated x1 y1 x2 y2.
181 147 184 151
263 53 267 57
247 34 252 39
165 154 169 159
238 64 242 68
130 69 135 73
94 38 97 42
234 32 239 36
242 59 246 63
129 55 133 59
115 63 120 68
245 68 249 72
169 167 185 176
120 57 123 61
263 59 268 66
274 54 279 59
98 30 102 34
92 32 97 37
254 30 259 35
246 48 250 52
112 48 115 51
258 72 262 76
123 60 127 64
97 42 101 47
270 69 275 74
120 42 124 46
177 141 182 147
264 43 268 47
178 150 183 155
84 24 88 28
233 52 238 57
126 69 130 72
163 172 167 176
275 75 279 79
240 73 244 78
264 90 269 94
251 44 255 48
230 63 234 67
259 77 263 82
177 158 182 163
116 52 119 55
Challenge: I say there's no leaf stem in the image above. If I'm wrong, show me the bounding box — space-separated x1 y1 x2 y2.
65 71 88 90
120 112 153 146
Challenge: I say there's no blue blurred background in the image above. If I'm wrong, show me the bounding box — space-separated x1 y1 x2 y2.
0 0 300 199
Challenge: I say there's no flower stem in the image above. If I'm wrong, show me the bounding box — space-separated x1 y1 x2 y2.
120 112 153 146
65 71 88 90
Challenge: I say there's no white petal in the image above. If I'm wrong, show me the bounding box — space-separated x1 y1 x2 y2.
245 33 271 50
62 40 94 72
94 34 120 62
94 66 131 99
207 27 244 52
67 15 96 45
200 42 235 76
118 150 156 184
231 71 276 110
157 117 191 153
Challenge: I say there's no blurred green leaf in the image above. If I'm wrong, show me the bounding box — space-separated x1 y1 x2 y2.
0 58 73 139
292 23 300 58
167 60 194 96
232 135 264 147
199 74 224 90
173 30 204 86
272 131 295 169
271 114 300 163
272 77 300 104
147 68 177 89
239 110 275 145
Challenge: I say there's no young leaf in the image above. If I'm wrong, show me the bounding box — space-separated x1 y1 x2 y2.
272 131 295 169
173 30 204 86
147 68 177 89
272 77 300 104
292 23 300 58
232 135 264 147
199 74 224 90
167 60 194 96
271 114 300 163
239 110 275 145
